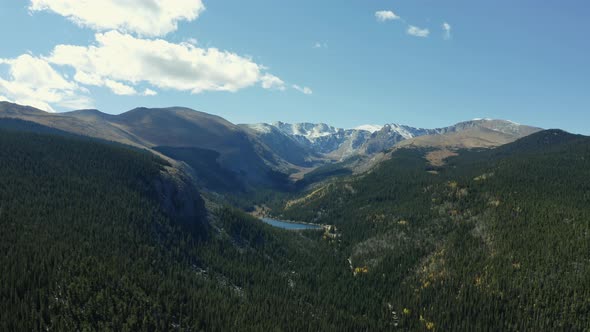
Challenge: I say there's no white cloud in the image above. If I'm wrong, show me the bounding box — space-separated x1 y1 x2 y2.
443 22 452 40
104 79 137 95
143 88 157 96
29 0 205 37
313 42 327 49
0 54 92 112
292 85 312 95
15 2 295 109
47 31 283 95
261 74 286 91
375 10 400 22
407 25 430 38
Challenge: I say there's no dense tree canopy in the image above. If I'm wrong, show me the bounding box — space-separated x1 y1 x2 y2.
1 127 588 331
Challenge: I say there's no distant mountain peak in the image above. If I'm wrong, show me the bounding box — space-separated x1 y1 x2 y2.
355 124 383 133
0 101 48 115
272 122 339 141
63 109 110 119
245 118 543 162
245 121 437 160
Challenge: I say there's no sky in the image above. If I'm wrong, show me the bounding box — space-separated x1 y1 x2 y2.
0 1 589 134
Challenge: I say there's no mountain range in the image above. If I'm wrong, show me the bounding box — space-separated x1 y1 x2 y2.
241 118 541 164
0 101 541 190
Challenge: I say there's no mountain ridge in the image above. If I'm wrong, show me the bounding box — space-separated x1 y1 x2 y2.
0 102 288 188
245 118 542 160
0 101 542 191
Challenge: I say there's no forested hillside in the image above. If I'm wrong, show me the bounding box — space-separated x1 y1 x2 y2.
1 126 588 331
280 130 590 331
0 129 422 331
0 129 202 330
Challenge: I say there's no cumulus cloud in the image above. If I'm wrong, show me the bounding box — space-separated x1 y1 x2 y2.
14 1 301 110
143 88 157 96
0 54 92 112
407 25 430 38
292 85 313 95
104 79 137 95
261 74 286 91
29 0 205 37
443 22 452 40
375 10 400 22
47 31 283 95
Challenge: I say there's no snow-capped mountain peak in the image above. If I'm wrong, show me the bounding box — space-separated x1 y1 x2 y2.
245 121 426 160
382 123 421 139
354 124 383 133
243 119 541 163
273 122 339 141
245 123 275 134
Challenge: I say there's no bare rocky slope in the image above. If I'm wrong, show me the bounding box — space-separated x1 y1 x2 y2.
244 119 542 162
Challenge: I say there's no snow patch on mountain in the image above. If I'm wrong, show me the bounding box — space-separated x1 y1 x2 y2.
245 123 274 134
243 119 539 163
355 124 383 133
383 124 420 139
273 122 338 141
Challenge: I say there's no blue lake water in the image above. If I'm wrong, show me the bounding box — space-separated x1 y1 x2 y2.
260 218 322 230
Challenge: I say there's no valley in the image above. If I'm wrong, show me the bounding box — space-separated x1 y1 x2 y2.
1 2 587 331
0 102 588 331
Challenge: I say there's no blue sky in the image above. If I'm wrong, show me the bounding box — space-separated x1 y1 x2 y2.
0 1 588 133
